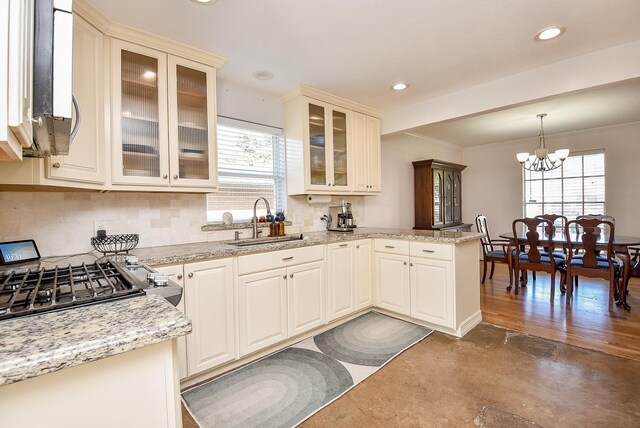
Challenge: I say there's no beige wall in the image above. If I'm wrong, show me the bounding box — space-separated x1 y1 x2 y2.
364 133 462 229
463 121 640 237
364 121 640 237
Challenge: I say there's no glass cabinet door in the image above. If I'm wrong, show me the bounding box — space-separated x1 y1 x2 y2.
308 103 327 186
168 56 217 187
332 110 348 187
453 171 462 223
433 170 443 225
112 40 169 185
444 170 453 224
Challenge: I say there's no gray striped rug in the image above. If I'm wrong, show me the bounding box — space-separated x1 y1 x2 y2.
182 311 432 428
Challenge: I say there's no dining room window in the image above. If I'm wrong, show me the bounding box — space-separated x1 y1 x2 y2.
206 117 286 223
523 150 605 219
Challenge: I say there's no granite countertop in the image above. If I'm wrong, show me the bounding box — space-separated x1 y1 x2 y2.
131 228 484 266
0 294 191 386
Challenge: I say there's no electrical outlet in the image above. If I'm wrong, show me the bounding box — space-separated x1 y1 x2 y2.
93 220 107 237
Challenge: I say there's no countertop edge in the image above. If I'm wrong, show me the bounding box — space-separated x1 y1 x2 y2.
0 295 192 387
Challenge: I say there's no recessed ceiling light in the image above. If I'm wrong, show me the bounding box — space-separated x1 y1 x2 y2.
253 70 274 81
142 70 156 80
535 26 565 41
191 0 217 4
392 83 409 91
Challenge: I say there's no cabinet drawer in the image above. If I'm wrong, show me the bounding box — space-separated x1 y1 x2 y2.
374 239 409 255
410 241 453 261
238 245 324 275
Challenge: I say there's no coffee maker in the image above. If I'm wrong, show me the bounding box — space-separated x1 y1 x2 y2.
321 200 357 232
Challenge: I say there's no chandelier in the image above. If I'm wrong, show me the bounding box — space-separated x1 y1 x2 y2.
516 113 569 172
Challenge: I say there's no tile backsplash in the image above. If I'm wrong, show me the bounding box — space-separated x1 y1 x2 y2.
0 192 365 257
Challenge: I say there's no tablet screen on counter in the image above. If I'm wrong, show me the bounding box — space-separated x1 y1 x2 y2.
0 240 41 265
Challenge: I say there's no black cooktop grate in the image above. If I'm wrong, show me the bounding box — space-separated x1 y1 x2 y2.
0 261 145 320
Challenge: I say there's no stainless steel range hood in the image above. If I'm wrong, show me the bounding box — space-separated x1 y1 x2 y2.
27 0 79 157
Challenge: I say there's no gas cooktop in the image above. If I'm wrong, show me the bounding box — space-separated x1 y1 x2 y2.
0 258 182 320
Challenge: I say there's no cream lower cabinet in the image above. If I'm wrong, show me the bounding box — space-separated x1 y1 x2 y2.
183 258 236 376
375 239 479 335
375 252 411 315
238 268 288 357
327 242 356 321
237 245 325 357
410 258 454 328
355 240 374 309
152 264 188 380
327 239 373 321
287 261 325 337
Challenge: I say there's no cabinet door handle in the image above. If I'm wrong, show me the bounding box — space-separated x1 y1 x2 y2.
52 162 61 168
177 274 183 279
404 261 407 265
385 245 395 249
410 263 413 267
162 174 168 179
173 174 178 179
422 249 435 253
356 245 360 249
290 274 294 278
339 243 348 247
283 275 287 279
188 272 193 278
282 256 294 261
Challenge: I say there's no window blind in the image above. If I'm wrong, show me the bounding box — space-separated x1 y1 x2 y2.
206 117 286 223
523 150 605 219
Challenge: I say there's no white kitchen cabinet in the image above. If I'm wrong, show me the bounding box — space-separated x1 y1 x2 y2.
238 245 326 355
352 113 382 192
410 258 454 328
111 39 217 190
287 260 325 337
238 268 288 357
375 252 411 315
327 242 356 321
1 0 33 161
152 264 188 380
283 85 382 196
375 239 481 336
46 15 105 184
355 239 374 309
183 258 235 376
0 13 107 188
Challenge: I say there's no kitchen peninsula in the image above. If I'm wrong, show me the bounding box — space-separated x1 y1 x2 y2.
132 228 483 387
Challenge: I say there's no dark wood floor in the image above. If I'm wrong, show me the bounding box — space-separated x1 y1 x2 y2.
480 262 640 361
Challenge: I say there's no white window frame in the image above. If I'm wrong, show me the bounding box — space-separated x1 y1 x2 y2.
206 116 286 223
522 149 606 219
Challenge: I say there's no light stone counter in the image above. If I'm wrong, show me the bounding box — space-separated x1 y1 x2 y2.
131 228 485 266
0 294 191 386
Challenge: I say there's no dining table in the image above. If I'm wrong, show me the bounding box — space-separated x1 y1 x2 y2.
499 231 640 310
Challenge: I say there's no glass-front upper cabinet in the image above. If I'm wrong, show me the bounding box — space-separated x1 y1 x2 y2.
111 40 217 189
168 56 217 188
305 99 350 191
433 169 443 226
112 40 169 186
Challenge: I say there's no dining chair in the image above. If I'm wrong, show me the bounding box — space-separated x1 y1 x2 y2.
476 214 512 285
564 219 622 309
534 214 569 282
511 217 566 301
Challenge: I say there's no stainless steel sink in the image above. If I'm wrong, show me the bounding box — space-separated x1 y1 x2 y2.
229 235 303 247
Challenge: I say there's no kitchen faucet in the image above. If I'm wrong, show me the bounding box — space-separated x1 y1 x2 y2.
252 197 272 238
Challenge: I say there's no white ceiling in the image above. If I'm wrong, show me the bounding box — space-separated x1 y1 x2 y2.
87 0 640 143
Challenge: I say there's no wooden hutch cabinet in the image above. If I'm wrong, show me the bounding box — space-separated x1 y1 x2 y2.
413 159 471 231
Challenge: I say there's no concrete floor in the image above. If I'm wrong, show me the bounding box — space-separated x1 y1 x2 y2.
299 323 640 427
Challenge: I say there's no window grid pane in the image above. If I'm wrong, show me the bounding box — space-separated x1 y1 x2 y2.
206 119 285 223
522 151 605 220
